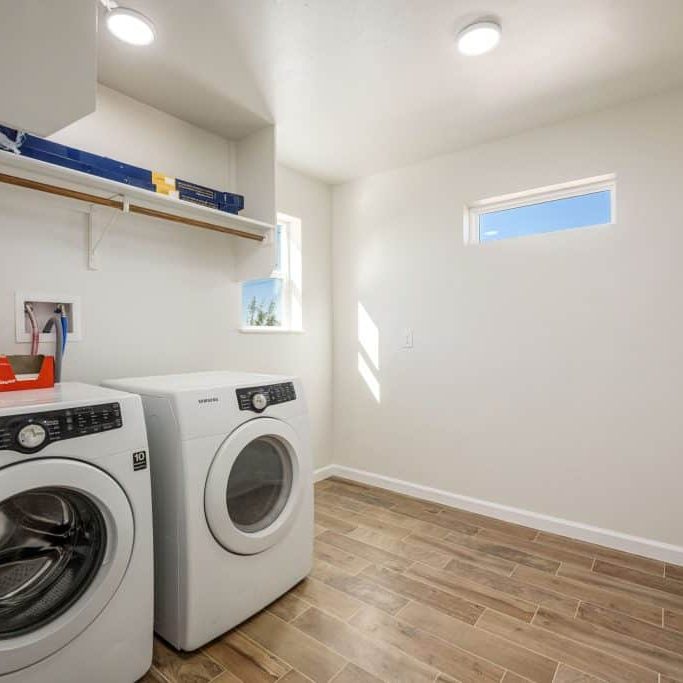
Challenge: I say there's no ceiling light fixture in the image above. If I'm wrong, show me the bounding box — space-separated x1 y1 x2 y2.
100 1 156 46
457 20 501 56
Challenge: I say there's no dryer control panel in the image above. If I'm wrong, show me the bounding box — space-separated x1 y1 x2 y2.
0 402 122 454
236 382 297 413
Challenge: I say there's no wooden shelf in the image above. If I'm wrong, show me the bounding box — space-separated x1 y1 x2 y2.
0 151 275 240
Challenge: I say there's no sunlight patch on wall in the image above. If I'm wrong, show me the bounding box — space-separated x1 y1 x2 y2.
357 302 380 402
358 302 379 370
357 352 381 402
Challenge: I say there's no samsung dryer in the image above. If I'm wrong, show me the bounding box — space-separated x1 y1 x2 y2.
103 371 313 651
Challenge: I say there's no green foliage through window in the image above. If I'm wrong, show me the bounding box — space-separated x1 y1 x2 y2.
245 296 280 327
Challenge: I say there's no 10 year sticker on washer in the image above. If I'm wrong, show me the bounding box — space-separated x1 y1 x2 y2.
133 451 148 471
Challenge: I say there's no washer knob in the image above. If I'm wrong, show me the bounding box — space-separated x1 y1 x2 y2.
251 393 268 411
17 423 47 450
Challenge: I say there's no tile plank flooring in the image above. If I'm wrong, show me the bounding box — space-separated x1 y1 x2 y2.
139 477 683 683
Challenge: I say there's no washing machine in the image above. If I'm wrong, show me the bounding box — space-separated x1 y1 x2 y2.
0 383 154 683
103 371 313 651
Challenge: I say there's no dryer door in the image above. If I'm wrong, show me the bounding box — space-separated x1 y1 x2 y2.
0 459 134 675
205 418 303 555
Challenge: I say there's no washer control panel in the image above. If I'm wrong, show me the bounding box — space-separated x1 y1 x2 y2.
0 403 122 454
236 382 297 413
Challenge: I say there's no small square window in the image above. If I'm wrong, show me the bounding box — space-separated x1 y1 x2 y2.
466 175 615 244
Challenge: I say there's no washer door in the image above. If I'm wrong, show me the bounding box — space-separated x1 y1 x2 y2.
0 459 134 675
205 418 302 555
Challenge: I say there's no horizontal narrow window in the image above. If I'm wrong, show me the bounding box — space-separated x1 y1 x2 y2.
466 175 615 244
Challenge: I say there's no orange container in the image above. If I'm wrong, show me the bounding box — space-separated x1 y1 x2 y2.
0 355 55 392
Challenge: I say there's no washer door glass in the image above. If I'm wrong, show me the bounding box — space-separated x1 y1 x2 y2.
226 436 293 533
0 487 106 638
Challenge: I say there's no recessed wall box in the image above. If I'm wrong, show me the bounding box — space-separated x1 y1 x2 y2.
15 292 82 344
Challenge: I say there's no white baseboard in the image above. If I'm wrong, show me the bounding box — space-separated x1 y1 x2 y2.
313 464 341 482
314 464 683 566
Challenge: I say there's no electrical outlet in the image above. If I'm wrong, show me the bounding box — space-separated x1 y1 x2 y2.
402 328 413 349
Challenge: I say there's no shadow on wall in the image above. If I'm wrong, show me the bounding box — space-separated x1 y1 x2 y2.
357 302 380 402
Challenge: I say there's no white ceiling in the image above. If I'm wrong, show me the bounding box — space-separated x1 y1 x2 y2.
98 0 683 183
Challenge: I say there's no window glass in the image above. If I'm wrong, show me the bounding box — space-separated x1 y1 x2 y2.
273 224 283 272
479 190 612 242
241 214 302 330
241 278 283 327
0 488 106 637
226 437 292 533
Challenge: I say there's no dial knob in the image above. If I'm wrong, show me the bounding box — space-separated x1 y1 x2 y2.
251 393 268 411
17 423 47 450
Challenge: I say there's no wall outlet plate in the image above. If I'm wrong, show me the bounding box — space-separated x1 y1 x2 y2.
15 292 83 344
402 328 414 349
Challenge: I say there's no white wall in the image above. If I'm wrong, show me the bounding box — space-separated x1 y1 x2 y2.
332 89 683 546
52 85 235 190
0 88 333 468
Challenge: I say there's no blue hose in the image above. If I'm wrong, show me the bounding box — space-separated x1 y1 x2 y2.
60 313 67 357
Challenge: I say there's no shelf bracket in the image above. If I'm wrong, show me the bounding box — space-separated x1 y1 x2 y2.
262 225 276 246
88 196 129 270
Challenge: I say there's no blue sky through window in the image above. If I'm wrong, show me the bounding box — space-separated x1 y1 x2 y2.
479 190 612 242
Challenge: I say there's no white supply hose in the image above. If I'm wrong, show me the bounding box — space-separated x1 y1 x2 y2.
25 304 39 355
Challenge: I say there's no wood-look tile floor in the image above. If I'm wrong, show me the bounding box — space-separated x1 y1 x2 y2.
139 477 683 683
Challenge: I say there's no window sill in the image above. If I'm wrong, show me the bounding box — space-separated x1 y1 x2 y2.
238 327 305 335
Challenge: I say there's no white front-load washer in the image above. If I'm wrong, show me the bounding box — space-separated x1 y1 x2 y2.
103 371 313 651
0 383 154 683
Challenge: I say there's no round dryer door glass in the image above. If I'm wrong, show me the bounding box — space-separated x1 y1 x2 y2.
226 437 293 533
0 487 106 638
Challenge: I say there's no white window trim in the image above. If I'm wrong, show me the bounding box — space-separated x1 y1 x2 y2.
238 327 305 335
464 173 617 244
240 212 304 334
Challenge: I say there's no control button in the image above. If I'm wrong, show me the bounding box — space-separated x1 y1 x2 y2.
17 423 48 450
251 393 268 411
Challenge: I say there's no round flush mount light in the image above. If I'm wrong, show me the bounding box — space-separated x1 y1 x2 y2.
457 20 501 56
106 7 156 46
